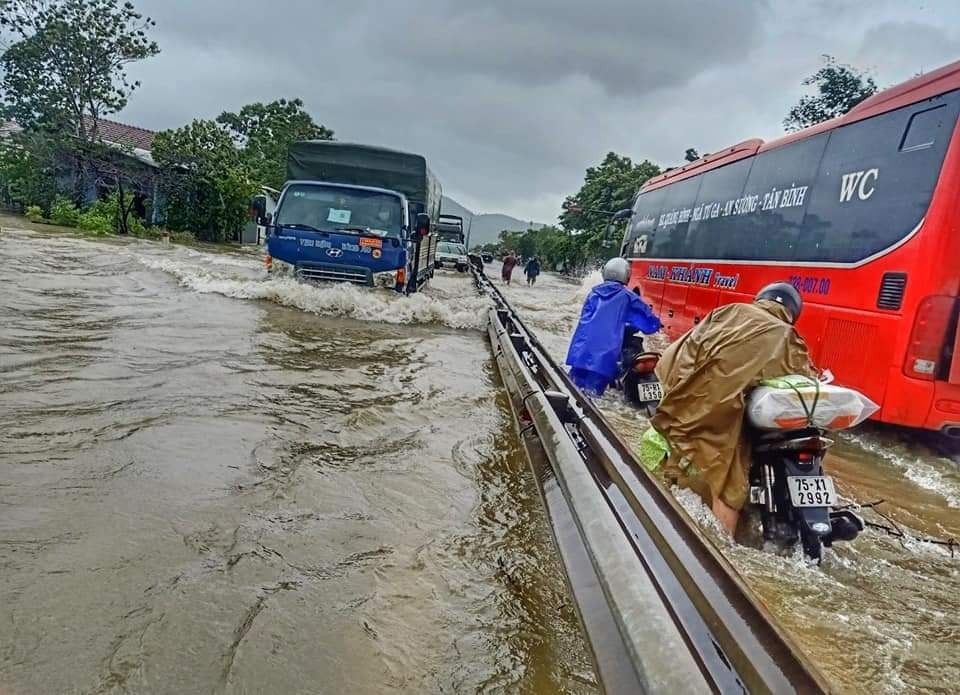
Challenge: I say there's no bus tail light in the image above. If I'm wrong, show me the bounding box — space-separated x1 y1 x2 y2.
904 296 956 381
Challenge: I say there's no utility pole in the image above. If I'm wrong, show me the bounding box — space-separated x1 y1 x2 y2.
465 213 474 249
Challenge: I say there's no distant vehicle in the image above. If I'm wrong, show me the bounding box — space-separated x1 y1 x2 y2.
481 252 494 263
256 141 441 293
436 214 465 243
435 241 469 272
623 60 960 434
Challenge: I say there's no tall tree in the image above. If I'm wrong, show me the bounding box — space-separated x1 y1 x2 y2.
152 120 256 242
560 151 660 262
217 98 334 189
0 0 159 139
783 55 878 132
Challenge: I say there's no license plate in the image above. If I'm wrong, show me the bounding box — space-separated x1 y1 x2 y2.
639 381 662 403
787 476 837 507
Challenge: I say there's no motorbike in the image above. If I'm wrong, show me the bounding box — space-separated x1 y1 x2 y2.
749 427 864 562
617 329 662 417
620 353 865 561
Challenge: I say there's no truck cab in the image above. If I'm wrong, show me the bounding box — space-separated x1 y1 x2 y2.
261 141 441 294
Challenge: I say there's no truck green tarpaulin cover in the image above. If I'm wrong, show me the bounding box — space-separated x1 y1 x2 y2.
287 141 431 205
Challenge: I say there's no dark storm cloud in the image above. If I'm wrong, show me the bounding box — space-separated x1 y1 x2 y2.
119 0 960 221
385 0 761 95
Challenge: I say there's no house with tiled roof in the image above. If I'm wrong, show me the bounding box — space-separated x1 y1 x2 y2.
1 115 162 219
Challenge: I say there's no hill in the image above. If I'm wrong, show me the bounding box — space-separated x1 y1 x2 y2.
441 196 546 248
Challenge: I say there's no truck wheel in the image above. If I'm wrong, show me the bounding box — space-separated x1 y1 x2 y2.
456 264 467 273
434 260 442 269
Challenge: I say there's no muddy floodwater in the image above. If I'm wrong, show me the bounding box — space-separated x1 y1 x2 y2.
2 220 959 694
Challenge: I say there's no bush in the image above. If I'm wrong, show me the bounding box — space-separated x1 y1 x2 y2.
130 223 161 240
170 230 196 244
77 208 113 234
24 204 45 223
49 196 81 227
76 195 125 235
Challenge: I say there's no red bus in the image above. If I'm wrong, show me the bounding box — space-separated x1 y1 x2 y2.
624 60 960 435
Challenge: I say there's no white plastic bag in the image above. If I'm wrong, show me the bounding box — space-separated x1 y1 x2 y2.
746 374 879 431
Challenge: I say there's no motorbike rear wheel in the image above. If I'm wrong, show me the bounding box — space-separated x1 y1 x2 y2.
799 527 823 563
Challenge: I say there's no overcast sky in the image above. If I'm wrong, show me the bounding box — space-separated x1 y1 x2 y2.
119 0 960 223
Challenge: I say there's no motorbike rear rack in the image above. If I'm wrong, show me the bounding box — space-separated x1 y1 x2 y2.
473 267 830 695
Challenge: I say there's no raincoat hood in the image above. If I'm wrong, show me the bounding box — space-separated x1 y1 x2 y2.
565 281 661 383
651 300 816 511
591 280 629 298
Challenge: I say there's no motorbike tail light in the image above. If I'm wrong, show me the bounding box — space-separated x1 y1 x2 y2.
798 451 814 461
633 356 659 375
826 414 856 429
904 295 956 381
773 416 810 429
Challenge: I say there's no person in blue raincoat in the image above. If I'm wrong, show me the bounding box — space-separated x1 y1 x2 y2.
566 257 661 396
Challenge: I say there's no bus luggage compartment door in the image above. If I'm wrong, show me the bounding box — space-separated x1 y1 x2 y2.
686 282 720 331
660 273 691 339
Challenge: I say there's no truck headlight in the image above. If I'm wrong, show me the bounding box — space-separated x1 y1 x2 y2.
372 270 398 288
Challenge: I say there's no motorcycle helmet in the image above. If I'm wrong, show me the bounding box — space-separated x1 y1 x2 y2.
602 257 631 284
755 282 803 323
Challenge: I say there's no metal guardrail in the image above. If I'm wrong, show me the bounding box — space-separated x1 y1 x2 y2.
474 267 831 694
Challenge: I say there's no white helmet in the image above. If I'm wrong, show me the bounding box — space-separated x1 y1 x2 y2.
602 257 630 284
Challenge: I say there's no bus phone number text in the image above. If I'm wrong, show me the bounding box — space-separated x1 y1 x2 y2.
788 275 832 295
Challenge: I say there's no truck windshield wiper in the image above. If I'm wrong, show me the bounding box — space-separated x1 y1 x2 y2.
278 222 326 234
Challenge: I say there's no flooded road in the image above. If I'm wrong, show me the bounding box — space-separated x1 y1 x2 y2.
2 221 959 694
497 264 960 695
0 223 594 694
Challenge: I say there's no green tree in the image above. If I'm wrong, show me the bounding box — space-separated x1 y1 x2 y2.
0 0 159 210
0 0 159 138
152 120 256 242
217 98 334 189
784 55 878 132
684 148 699 162
560 152 660 265
0 130 58 210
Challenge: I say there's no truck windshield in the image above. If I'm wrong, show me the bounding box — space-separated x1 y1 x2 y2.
276 184 405 237
438 242 466 255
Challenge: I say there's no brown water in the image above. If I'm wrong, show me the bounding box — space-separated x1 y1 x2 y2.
0 222 594 694
2 221 959 694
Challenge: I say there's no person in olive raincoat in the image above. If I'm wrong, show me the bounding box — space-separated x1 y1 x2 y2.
651 282 818 535
565 258 661 397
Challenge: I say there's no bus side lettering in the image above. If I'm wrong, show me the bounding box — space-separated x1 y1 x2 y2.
839 168 879 202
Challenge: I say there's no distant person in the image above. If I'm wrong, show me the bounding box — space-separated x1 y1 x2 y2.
525 257 541 286
501 251 517 285
565 258 661 397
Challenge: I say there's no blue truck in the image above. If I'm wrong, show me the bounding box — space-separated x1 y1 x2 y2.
258 142 441 293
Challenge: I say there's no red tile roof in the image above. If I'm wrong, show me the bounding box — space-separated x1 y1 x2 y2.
82 116 156 151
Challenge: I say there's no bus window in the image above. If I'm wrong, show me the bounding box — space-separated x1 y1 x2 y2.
686 158 752 260
797 92 959 263
626 186 666 257
900 104 947 152
734 133 828 261
649 175 701 258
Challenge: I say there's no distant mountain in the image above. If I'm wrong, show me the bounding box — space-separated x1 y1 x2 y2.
442 196 546 248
